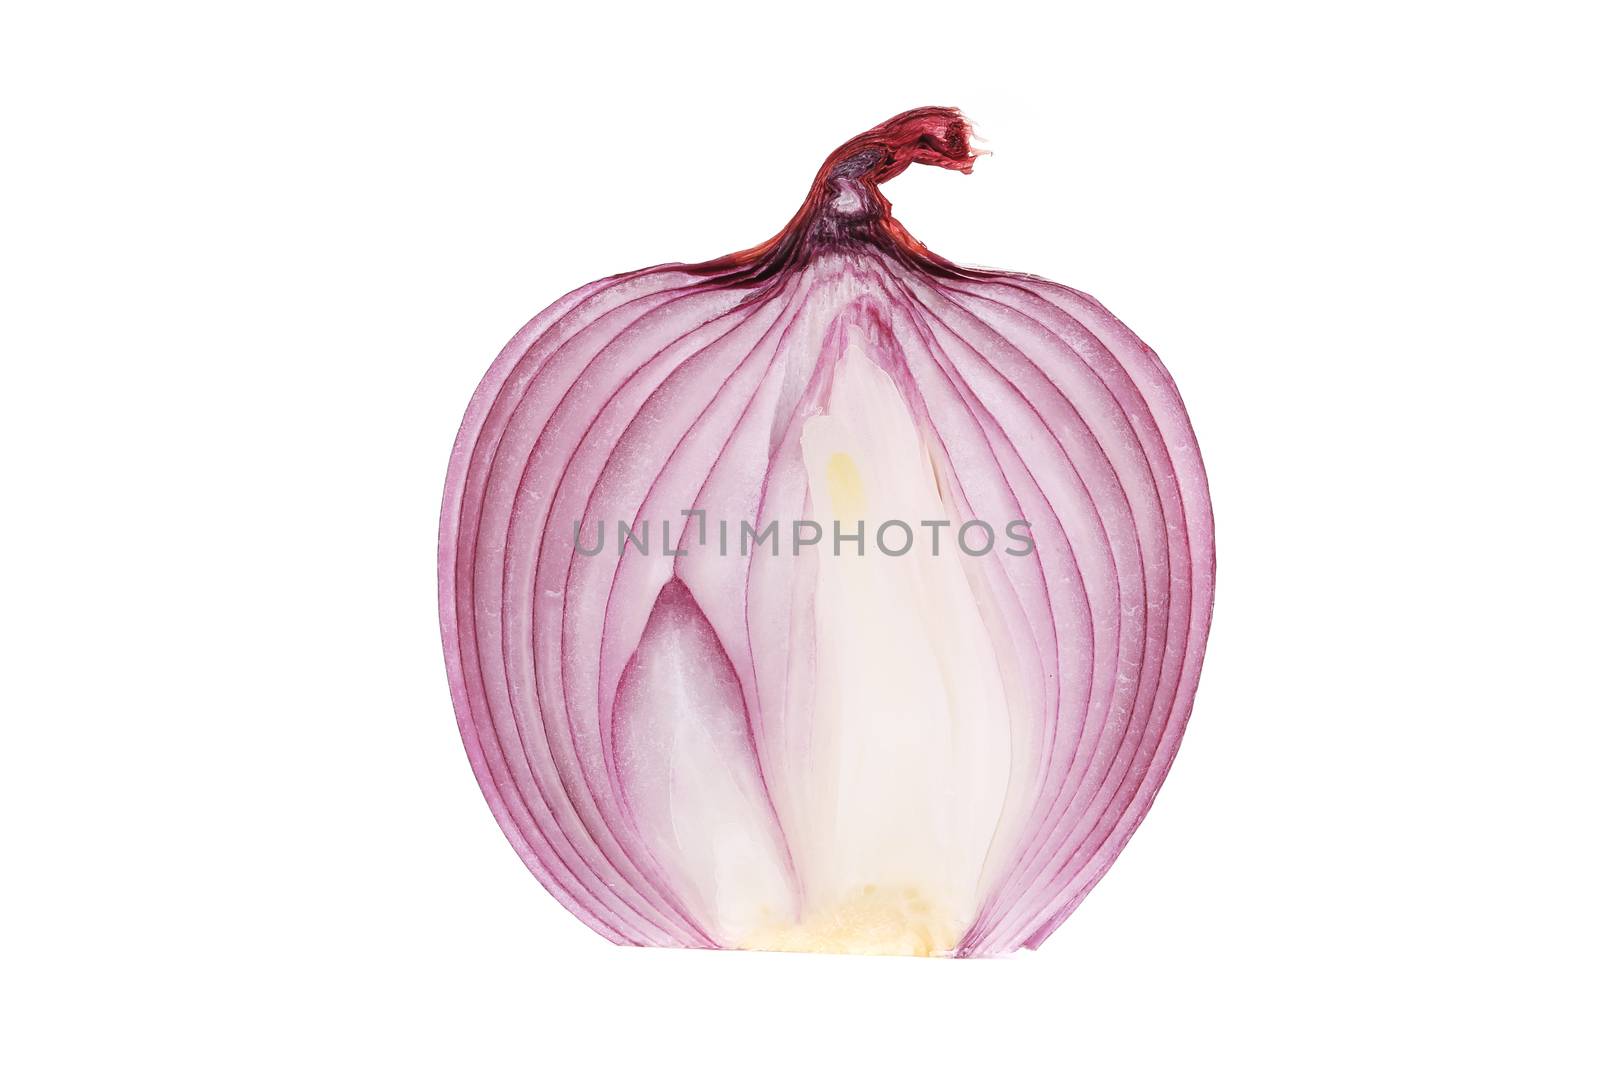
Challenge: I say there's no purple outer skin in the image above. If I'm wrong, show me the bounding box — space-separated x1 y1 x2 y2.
438 108 1215 955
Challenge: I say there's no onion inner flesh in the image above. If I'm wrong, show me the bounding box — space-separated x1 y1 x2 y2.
659 334 1016 955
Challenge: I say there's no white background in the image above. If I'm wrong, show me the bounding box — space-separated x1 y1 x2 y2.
4 2 1596 1063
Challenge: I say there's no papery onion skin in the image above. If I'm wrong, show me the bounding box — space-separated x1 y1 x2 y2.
439 107 1215 956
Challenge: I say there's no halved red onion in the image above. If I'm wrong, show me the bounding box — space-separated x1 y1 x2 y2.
439 107 1214 956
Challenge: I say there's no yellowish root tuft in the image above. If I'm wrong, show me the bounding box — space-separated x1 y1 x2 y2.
740 886 960 957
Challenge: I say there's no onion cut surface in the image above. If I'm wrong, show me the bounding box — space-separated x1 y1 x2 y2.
439 107 1215 956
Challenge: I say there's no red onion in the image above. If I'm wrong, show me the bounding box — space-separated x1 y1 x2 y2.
439 107 1214 956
